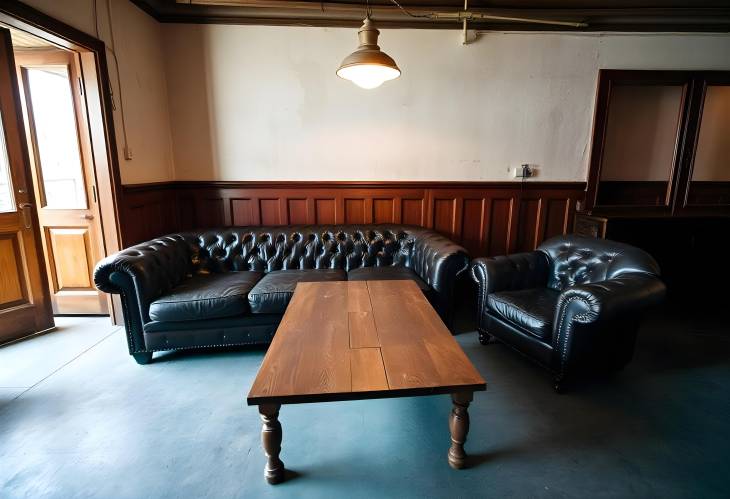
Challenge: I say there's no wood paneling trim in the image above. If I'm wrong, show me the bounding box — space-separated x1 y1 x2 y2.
120 181 585 257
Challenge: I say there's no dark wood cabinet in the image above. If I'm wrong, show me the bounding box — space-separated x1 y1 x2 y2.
579 70 730 303
584 69 730 217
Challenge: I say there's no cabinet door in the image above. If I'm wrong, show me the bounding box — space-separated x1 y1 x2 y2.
682 75 730 212
586 70 693 214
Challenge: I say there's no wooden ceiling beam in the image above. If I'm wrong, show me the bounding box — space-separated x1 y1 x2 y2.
131 0 730 31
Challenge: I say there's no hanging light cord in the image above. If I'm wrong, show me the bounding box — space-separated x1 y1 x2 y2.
388 0 432 19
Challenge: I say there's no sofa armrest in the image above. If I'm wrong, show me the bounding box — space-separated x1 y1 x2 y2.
93 235 192 352
469 252 550 330
553 273 666 374
411 231 469 327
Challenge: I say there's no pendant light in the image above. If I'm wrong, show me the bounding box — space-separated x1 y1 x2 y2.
336 17 401 89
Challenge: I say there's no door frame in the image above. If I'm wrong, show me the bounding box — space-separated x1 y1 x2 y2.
15 48 109 315
0 2 126 324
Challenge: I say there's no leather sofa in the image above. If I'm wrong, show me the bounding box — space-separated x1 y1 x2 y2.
94 225 468 364
470 235 665 391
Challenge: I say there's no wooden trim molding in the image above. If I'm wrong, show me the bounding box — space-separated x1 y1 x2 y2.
120 180 586 258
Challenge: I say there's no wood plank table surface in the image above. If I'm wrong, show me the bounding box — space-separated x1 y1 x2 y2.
247 280 487 484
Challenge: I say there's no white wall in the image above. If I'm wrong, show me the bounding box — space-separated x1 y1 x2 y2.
162 25 730 182
21 0 175 184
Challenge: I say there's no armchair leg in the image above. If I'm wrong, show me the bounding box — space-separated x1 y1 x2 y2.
132 352 153 365
478 330 491 345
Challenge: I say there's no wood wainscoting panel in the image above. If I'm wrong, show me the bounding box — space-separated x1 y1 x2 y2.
287 198 308 225
315 198 336 224
486 198 514 257
432 198 458 240
401 198 425 226
199 198 225 227
516 198 541 253
120 181 585 257
0 234 26 307
119 183 179 246
344 198 366 224
259 198 281 225
231 198 255 226
543 198 571 241
460 198 485 257
372 198 395 223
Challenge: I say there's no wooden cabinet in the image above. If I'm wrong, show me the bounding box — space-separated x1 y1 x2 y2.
585 69 730 217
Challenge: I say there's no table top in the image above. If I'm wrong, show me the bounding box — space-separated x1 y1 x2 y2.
247 280 486 405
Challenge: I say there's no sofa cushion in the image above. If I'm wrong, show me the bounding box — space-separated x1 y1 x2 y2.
248 269 347 314
148 271 263 322
487 288 560 341
347 266 430 292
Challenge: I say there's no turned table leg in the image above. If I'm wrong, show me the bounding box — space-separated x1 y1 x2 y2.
448 391 473 469
258 404 285 484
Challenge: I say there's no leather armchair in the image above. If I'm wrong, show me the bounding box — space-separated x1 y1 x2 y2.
470 235 665 390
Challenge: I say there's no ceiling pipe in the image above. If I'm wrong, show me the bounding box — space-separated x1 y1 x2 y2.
169 1 730 31
179 0 590 28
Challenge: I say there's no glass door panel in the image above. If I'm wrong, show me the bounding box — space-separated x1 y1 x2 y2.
687 85 730 205
597 84 684 207
25 65 87 209
0 109 15 213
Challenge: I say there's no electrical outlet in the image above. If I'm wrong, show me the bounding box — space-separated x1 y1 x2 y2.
124 145 133 161
513 164 535 178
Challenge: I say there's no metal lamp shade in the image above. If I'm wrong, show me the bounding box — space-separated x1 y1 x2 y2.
336 18 401 89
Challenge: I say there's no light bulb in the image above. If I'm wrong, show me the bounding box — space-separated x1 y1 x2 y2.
336 64 401 89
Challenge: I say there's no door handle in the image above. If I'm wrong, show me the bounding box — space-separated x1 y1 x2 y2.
82 214 94 220
18 203 32 229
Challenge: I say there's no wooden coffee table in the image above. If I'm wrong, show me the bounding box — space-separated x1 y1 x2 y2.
247 280 486 484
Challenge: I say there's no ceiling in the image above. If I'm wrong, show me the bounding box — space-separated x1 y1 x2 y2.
8 26 55 49
131 0 730 31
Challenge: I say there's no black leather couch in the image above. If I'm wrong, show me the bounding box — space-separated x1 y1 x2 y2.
94 225 468 364
470 235 665 390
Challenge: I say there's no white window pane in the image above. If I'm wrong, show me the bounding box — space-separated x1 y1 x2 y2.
0 109 16 213
26 65 86 209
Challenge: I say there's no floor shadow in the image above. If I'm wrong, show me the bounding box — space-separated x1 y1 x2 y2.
152 344 269 363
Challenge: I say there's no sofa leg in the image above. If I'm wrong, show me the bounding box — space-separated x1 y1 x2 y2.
132 352 153 365
553 374 567 394
478 330 491 345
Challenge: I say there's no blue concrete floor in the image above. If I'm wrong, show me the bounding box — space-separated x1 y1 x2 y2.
1 309 729 498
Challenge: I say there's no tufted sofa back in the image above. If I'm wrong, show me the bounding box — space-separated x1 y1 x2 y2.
188 225 417 273
538 234 661 291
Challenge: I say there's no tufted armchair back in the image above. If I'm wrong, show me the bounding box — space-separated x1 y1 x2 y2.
188 226 416 274
538 234 661 292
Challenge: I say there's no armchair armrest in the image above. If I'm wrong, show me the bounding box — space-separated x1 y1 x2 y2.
470 252 550 330
553 273 666 375
411 231 469 327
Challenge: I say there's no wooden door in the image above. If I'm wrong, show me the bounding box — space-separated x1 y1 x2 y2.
0 28 54 343
15 49 107 315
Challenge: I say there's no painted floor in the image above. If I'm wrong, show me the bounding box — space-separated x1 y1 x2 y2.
1 309 728 499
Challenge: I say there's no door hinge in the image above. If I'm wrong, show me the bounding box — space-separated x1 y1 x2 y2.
92 185 97 203
78 77 84 96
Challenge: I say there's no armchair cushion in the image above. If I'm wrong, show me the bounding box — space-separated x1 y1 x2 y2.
487 288 560 341
248 269 347 314
148 271 263 322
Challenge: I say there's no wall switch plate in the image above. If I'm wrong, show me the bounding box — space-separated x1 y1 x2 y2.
514 164 535 178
